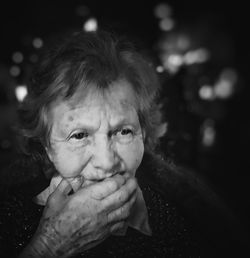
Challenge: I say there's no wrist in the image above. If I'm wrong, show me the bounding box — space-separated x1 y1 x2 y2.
19 233 56 258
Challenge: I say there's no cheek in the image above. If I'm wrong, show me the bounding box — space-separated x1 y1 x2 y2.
117 137 144 175
49 144 91 178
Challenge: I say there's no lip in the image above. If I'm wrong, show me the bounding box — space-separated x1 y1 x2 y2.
83 171 126 182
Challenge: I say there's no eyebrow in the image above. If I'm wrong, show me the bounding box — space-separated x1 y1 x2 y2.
110 119 140 133
66 116 139 134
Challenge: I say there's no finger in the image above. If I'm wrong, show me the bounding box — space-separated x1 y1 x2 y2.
67 177 84 192
55 178 73 196
88 174 126 200
45 179 72 212
102 177 137 211
107 189 137 223
110 221 126 233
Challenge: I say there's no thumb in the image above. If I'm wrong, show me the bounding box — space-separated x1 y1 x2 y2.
44 179 72 218
55 178 73 197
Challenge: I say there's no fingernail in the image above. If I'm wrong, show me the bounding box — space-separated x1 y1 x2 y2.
68 177 84 192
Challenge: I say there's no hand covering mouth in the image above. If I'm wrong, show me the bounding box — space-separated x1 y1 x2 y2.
34 172 152 236
67 171 127 192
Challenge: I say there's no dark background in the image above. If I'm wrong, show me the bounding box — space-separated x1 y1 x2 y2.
0 0 249 236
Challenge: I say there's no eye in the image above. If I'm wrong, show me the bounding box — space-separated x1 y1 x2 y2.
120 128 133 135
70 132 88 140
68 131 90 147
113 127 134 143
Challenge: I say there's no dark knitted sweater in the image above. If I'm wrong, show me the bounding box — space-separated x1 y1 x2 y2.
0 153 248 257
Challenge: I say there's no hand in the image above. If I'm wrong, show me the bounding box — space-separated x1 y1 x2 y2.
20 174 138 258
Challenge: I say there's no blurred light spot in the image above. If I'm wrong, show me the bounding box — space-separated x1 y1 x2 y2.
214 79 234 99
199 85 215 100
184 48 209 65
168 54 183 66
154 3 172 19
201 119 216 147
83 18 98 31
214 68 237 99
75 5 90 17
159 17 174 31
177 35 190 51
10 65 21 77
29 54 38 63
12 51 24 64
156 65 164 73
15 85 28 102
220 68 238 84
33 38 43 49
163 54 183 74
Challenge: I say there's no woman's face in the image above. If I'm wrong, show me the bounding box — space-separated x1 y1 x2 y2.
46 80 145 186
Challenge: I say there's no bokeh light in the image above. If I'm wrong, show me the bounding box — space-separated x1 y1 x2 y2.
9 66 21 77
201 119 216 147
154 3 172 19
199 85 215 100
214 68 237 99
159 17 175 31
12 51 24 64
32 37 43 49
156 65 164 73
162 53 183 74
83 18 98 32
183 48 210 65
15 85 28 102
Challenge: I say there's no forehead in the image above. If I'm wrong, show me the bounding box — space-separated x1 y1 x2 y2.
70 79 137 109
48 79 138 122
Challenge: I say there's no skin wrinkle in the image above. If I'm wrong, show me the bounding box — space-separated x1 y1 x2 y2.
46 80 145 186
41 213 94 257
68 115 74 122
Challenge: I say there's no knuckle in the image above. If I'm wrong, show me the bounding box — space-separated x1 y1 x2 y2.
118 191 128 203
116 174 126 185
47 193 57 206
120 205 129 219
103 179 118 194
109 180 118 192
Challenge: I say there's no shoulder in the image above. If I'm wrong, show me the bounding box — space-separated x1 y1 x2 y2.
141 181 202 257
137 152 250 257
136 155 202 256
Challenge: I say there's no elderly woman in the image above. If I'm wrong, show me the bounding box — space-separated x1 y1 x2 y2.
0 30 247 258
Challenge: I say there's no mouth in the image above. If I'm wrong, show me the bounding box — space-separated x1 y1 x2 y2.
68 171 127 192
90 171 127 181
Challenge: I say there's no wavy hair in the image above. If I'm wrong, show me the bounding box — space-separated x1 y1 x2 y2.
18 30 166 169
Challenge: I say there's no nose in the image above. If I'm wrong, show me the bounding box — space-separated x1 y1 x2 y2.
91 135 119 176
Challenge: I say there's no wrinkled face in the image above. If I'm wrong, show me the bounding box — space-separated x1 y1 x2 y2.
46 80 145 186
